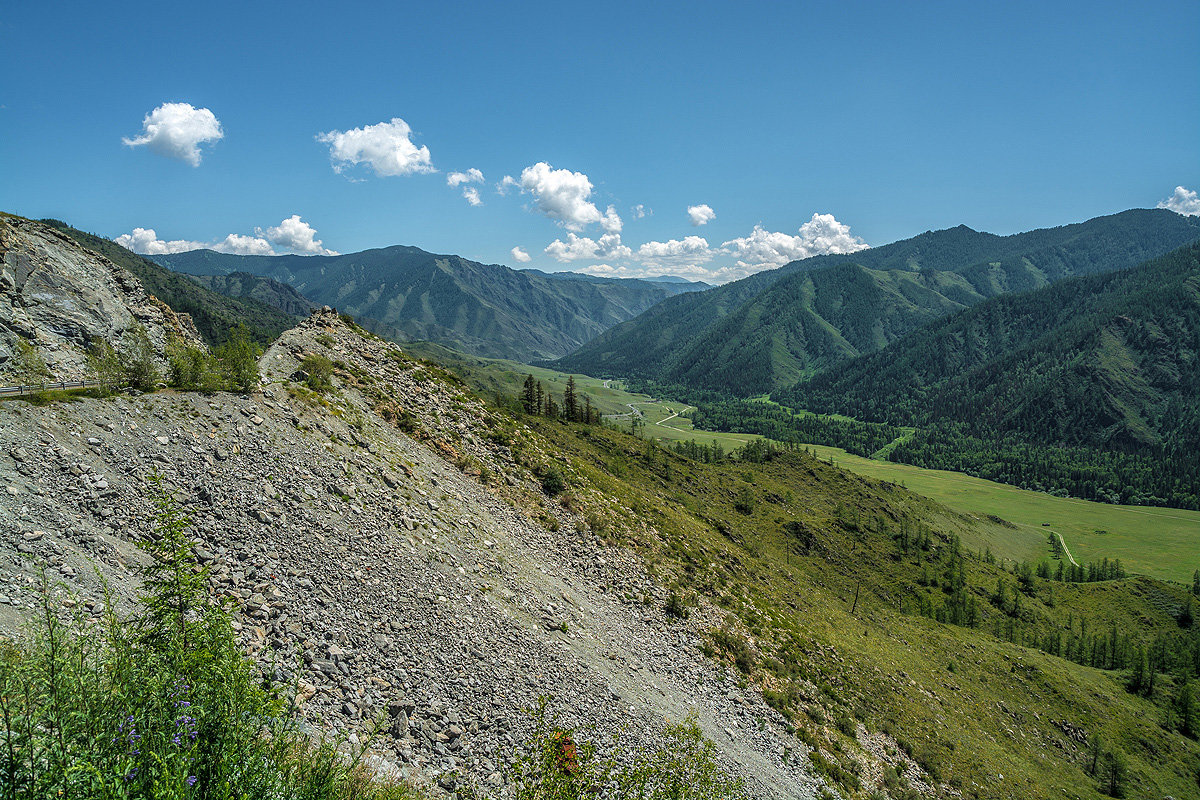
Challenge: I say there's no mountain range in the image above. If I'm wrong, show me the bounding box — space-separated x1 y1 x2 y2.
150 247 708 363
552 209 1200 394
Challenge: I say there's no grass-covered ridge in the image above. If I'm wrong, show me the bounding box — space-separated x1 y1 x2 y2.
493 409 1200 800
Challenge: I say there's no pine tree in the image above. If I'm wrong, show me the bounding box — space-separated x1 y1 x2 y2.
522 374 537 414
564 375 578 422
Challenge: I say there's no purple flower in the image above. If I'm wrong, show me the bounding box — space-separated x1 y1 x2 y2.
187 776 197 787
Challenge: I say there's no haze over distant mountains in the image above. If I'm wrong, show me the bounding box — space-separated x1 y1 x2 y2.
553 209 1200 394
151 247 708 363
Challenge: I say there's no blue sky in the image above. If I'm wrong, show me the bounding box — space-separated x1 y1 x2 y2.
2 0 1197 283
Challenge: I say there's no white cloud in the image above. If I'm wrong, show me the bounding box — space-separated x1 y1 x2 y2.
544 232 633 262
720 213 868 271
636 236 714 267
259 215 337 255
574 262 725 283
601 205 623 234
687 204 716 226
447 168 484 187
519 162 603 231
215 233 275 255
316 117 434 177
1158 186 1200 216
115 228 206 255
122 102 223 166
115 227 273 256
116 214 337 257
511 246 531 263
497 175 518 195
631 204 650 219
446 169 485 205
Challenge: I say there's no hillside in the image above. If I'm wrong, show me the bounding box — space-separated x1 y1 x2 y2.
150 247 706 363
2 298 1198 797
188 271 316 317
776 242 1200 508
38 219 298 346
553 209 1200 394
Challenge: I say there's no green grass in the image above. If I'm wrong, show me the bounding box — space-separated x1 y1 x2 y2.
518 417 1200 800
794 443 1200 583
399 341 1200 584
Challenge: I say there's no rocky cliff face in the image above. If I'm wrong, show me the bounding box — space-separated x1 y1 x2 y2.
0 308 819 798
0 215 203 382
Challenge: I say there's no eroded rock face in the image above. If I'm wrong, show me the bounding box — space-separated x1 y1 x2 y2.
0 216 202 382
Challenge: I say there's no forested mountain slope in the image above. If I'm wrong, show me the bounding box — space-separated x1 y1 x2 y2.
188 271 316 317
553 209 1200 394
780 242 1200 507
151 247 705 362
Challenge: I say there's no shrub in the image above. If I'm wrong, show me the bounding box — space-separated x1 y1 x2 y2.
214 325 261 393
488 699 743 800
540 467 566 496
303 353 336 393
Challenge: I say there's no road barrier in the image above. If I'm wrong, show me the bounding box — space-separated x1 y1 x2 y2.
0 379 107 397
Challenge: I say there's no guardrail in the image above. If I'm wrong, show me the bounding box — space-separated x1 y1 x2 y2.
0 379 108 397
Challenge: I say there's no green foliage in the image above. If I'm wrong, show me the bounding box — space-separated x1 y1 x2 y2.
167 341 223 392
0 479 416 800
12 338 50 384
540 467 566 496
298 353 334 393
480 699 742 800
784 242 1200 509
121 323 161 391
86 335 127 392
212 325 262 393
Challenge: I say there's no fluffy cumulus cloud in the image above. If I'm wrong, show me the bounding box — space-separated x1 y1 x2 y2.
636 236 713 267
510 246 531 263
631 204 650 219
446 169 485 206
1158 186 1200 216
446 168 484 187
687 204 716 226
115 215 336 257
601 205 623 234
544 232 632 262
122 102 223 166
115 227 271 255
497 175 518 195
259 215 337 255
519 162 604 231
721 213 868 271
316 118 434 177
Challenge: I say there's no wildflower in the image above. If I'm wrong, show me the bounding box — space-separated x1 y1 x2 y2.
187 776 197 787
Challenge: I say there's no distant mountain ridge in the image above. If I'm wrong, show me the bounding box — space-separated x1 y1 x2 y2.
553 209 1200 394
777 241 1200 507
187 272 315 318
151 247 708 362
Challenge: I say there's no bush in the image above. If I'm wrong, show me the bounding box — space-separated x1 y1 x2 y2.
167 341 223 392
303 353 336 393
540 467 566 496
214 325 261 393
481 699 743 800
